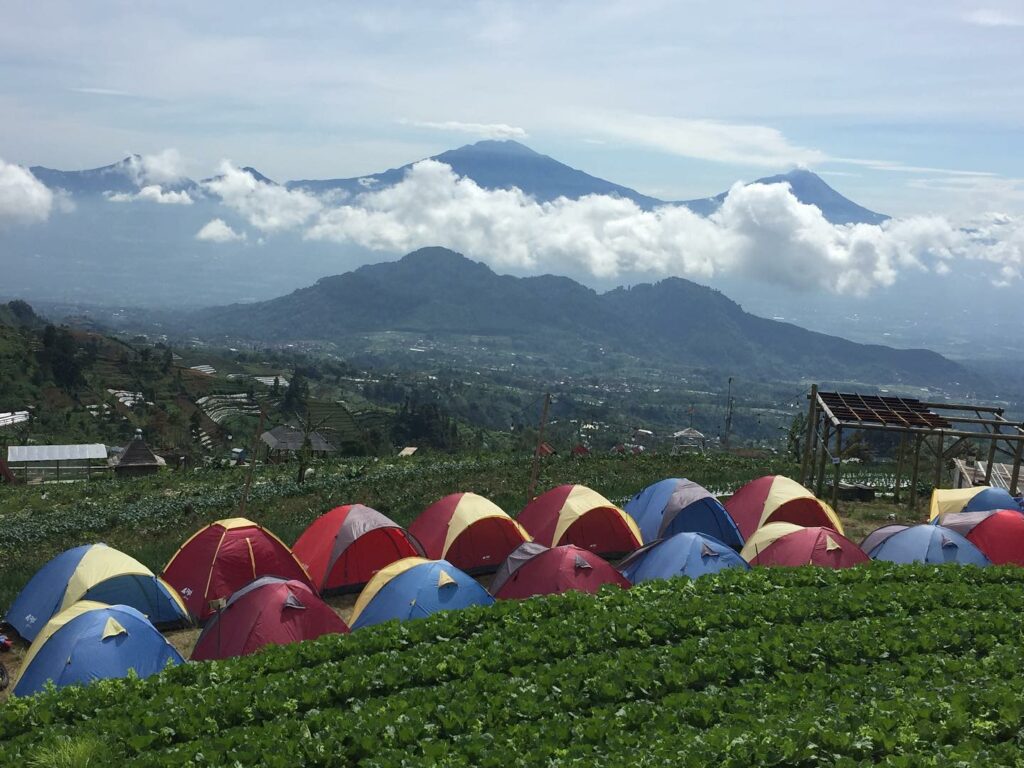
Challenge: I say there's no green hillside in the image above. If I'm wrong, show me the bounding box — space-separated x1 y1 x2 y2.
191 248 972 388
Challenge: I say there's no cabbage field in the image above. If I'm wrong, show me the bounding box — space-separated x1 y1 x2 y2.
3 564 1022 766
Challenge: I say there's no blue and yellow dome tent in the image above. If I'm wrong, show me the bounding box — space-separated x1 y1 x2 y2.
13 602 184 697
618 531 749 585
5 544 188 642
625 478 743 548
929 486 1023 520
348 558 493 630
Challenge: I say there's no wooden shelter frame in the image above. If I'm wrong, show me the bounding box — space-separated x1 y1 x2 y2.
799 384 1024 512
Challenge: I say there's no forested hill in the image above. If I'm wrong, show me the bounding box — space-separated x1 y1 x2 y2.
192 247 971 387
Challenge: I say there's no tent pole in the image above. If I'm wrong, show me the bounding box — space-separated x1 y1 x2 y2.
831 427 842 512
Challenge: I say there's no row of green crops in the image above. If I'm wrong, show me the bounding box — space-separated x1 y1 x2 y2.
3 564 1024 766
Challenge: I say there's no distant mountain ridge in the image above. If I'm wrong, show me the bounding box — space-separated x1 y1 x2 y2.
285 140 888 225
29 156 198 195
27 140 887 226
194 247 964 386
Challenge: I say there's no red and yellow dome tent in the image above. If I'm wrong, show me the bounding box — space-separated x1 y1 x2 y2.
409 493 530 573
724 475 843 541
517 485 642 557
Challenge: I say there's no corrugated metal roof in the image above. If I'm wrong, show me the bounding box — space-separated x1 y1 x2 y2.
7 444 108 462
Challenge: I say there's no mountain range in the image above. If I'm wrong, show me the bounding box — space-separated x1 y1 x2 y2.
27 140 887 225
193 246 966 387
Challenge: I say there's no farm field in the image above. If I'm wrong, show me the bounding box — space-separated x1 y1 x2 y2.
3 564 1023 765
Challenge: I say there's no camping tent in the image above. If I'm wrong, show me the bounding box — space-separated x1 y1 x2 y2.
348 558 493 630
866 524 991 566
162 518 313 622
5 543 188 642
408 493 529 573
489 544 629 599
191 577 348 661
929 486 1023 520
293 505 424 593
859 525 909 555
618 532 750 584
14 602 183 696
624 478 742 548
742 525 867 568
932 509 1024 565
517 485 642 556
724 475 843 540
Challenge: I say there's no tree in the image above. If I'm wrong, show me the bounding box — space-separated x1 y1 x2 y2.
786 412 807 462
282 371 308 413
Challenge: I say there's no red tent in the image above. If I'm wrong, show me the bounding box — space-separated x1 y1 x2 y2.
748 526 868 569
293 505 424 593
935 509 1024 565
191 577 347 661
162 518 314 622
517 485 642 556
490 543 630 600
409 493 529 573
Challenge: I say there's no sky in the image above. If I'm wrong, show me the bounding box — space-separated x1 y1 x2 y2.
1 1 1023 218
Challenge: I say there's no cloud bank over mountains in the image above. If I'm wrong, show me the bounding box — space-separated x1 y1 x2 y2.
208 159 1022 296
4 153 1022 296
0 157 54 225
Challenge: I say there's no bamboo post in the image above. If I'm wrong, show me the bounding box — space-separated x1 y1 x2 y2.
893 434 907 503
985 425 1000 484
831 427 843 511
1010 437 1023 497
909 435 923 511
815 421 831 498
800 384 818 485
933 432 945 492
527 393 551 500
805 413 819 490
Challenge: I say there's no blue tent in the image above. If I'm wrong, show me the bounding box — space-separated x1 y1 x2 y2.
14 602 183 697
5 544 188 642
349 558 494 630
618 532 750 584
625 478 743 548
867 524 990 566
963 487 1023 514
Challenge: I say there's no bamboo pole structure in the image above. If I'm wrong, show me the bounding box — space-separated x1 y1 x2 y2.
933 432 945 491
1011 438 1023 497
893 434 907 504
800 384 818 485
831 427 843 511
815 421 831 499
909 435 923 511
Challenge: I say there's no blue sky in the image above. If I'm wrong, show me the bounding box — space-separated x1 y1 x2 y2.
1 0 1023 217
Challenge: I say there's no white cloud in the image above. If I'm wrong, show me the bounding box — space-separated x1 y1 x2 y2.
403 120 528 140
593 114 827 167
963 9 1024 27
126 149 188 186
70 86 132 96
0 157 53 226
303 159 1024 294
196 218 246 243
203 162 322 232
107 185 193 204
